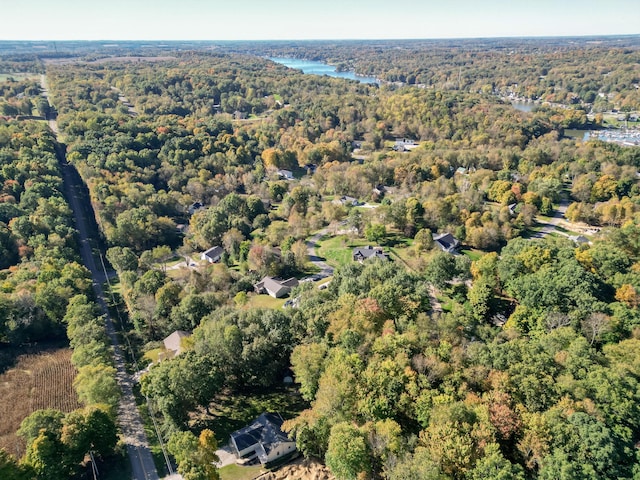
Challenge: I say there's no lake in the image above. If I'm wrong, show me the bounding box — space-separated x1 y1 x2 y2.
270 57 378 84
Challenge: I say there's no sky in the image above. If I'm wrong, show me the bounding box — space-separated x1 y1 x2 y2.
3 0 639 41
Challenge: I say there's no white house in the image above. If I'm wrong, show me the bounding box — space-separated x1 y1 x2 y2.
394 138 419 152
201 246 224 263
230 413 297 466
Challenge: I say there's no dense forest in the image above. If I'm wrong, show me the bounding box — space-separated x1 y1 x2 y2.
1 37 639 480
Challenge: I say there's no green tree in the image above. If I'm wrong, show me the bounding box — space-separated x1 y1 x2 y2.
74 364 120 410
466 444 525 480
290 343 328 401
0 449 32 480
325 422 371 480
168 429 220 480
364 223 386 244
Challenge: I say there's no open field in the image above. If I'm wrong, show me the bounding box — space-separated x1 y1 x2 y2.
0 346 80 458
0 72 39 82
316 235 370 267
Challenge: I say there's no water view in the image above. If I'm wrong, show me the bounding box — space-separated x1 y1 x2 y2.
270 57 378 84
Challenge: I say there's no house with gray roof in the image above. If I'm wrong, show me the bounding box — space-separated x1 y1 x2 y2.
254 276 299 298
434 233 460 253
352 246 388 262
230 413 297 466
163 330 191 357
201 246 224 263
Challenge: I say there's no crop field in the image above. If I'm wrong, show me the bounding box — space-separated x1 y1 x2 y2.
0 347 80 458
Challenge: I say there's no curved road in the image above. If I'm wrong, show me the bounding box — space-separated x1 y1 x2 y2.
305 228 334 278
42 76 162 480
532 194 570 238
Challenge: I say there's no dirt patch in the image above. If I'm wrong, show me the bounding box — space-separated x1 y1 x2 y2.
258 458 335 480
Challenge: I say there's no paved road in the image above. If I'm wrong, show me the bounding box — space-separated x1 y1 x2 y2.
42 76 163 480
305 228 334 278
532 195 570 238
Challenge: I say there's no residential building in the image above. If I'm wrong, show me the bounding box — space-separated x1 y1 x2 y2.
163 330 191 357
254 277 299 298
352 246 388 262
434 233 460 253
201 246 224 263
230 413 297 466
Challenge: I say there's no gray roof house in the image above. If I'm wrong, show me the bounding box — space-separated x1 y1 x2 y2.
434 233 460 253
352 246 388 262
333 195 361 207
201 246 224 263
568 235 590 245
277 169 294 180
254 277 299 298
230 413 297 466
163 330 191 357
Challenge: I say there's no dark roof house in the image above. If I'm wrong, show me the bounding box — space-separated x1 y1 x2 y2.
230 413 297 466
434 233 460 253
187 201 204 215
201 246 224 263
352 246 388 262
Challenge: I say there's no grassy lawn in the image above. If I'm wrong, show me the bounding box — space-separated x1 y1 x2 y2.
316 235 369 267
243 293 287 310
143 347 163 363
388 245 415 269
201 389 309 445
219 463 266 480
461 248 484 261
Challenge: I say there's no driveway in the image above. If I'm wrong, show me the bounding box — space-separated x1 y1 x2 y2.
306 228 334 278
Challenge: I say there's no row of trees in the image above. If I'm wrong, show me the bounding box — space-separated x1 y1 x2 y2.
0 119 121 479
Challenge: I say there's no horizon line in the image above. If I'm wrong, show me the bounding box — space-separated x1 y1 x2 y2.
2 33 640 43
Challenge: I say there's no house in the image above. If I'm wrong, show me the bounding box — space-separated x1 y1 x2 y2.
372 184 386 196
434 233 460 253
333 196 361 207
163 330 191 357
201 246 224 263
352 140 364 149
277 169 294 180
352 246 389 262
187 201 204 215
230 413 297 466
568 235 589 245
393 138 419 152
254 276 299 298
